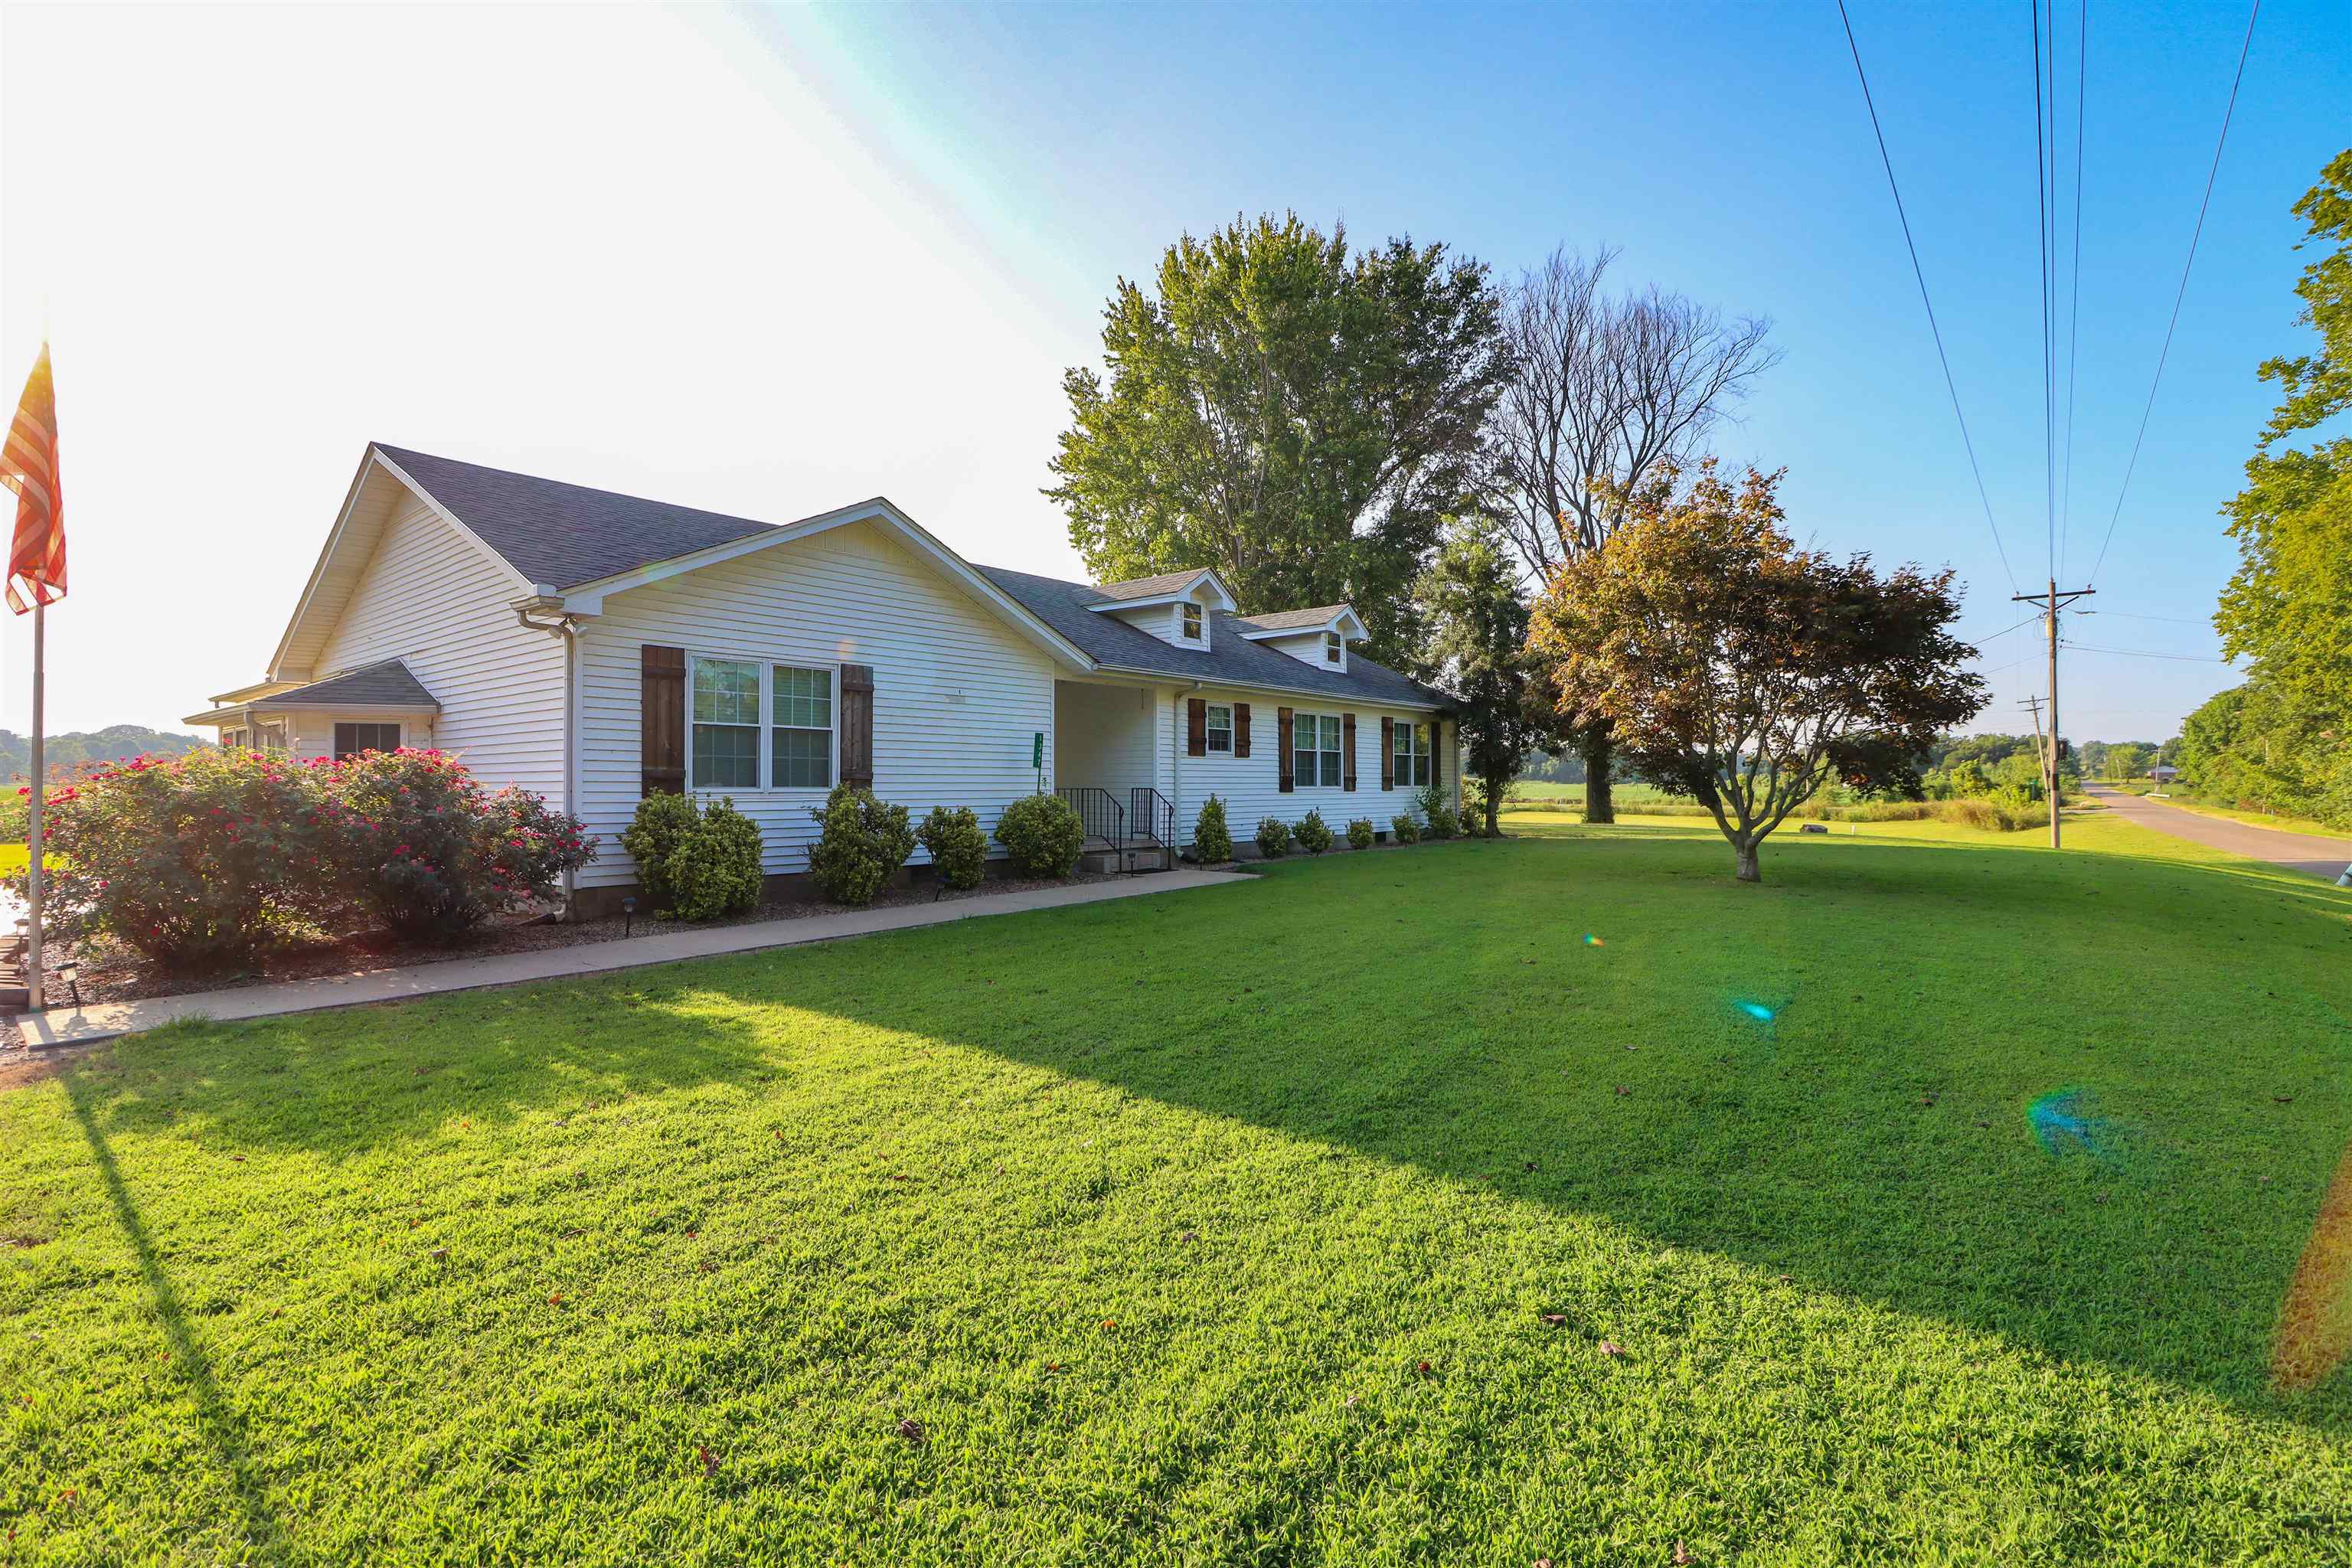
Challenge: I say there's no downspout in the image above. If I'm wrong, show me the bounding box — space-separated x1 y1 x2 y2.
514 594 588 918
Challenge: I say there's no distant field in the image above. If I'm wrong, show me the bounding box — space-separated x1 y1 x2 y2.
0 844 25 876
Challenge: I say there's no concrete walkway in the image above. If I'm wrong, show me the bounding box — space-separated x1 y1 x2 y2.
14 869 1248 1050
2084 783 2352 883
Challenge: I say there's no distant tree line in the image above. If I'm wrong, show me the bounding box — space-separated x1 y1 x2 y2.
2 724 209 783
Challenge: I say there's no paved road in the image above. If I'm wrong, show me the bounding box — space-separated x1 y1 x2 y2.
2083 783 2352 883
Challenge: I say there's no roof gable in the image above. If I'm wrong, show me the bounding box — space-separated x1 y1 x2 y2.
372 445 784 590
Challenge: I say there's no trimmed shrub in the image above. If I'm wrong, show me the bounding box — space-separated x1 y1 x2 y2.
4 747 342 972
995 792 1086 877
670 798 765 920
619 791 701 910
326 748 595 944
1193 794 1233 863
1417 782 1459 840
808 784 916 907
918 805 988 891
1390 813 1421 844
1295 808 1334 854
1346 817 1375 851
1254 815 1292 858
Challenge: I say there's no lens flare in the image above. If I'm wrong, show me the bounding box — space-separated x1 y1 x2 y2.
1583 934 1604 947
2274 1141 2352 1393
1736 1001 1775 1023
2027 1089 2124 1164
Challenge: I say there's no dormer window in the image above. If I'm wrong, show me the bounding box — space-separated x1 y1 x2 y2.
1181 603 1204 641
1324 632 1341 663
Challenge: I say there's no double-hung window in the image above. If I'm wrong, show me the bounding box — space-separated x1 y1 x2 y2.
691 658 761 789
1324 632 1341 664
1181 603 1204 641
1393 720 1430 787
1293 711 1343 787
334 721 400 760
770 665 834 789
1206 703 1233 753
691 656 835 790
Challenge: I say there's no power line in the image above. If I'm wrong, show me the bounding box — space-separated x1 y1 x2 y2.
2058 0 2086 582
1964 611 2046 647
2086 0 2260 586
2032 0 2056 577
2062 642 2233 662
1834 0 2021 595
2082 608 2210 625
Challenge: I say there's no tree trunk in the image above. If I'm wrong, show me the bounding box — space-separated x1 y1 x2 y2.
1580 726 1615 825
1734 838 1761 882
1483 772 1502 838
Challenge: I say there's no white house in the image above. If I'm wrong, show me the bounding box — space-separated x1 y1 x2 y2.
186 444 1460 911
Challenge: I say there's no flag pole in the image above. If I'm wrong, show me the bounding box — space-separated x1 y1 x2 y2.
24 598 43 1011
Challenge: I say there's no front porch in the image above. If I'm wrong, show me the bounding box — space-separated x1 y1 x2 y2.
1053 679 1178 872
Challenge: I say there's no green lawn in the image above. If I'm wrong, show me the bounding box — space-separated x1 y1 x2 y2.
6 815 2352 1563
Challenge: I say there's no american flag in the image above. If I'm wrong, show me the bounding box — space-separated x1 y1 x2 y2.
4 342 64 615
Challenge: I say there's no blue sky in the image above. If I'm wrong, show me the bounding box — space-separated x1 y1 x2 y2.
2 2 2343 741
766 0 2346 740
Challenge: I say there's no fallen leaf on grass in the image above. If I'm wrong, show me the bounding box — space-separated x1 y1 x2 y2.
697 1444 719 1478
1599 1340 1625 1358
896 1417 926 1445
1674 1541 1691 1566
1416 1360 1433 1376
430 1248 449 1263
1615 1086 1628 1096
547 1294 564 1306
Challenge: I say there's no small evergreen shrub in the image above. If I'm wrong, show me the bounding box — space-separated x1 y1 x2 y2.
1294 808 1334 854
669 797 764 920
1417 782 1459 840
1193 794 1233 862
1254 815 1292 858
1346 816 1375 851
918 805 988 890
807 784 916 907
619 791 701 910
328 749 594 944
1390 813 1421 844
995 792 1086 877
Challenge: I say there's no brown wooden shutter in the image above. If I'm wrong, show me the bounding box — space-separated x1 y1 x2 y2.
838 663 874 789
1342 714 1357 791
1233 703 1251 757
1380 717 1395 789
1186 697 1207 757
1276 707 1294 793
641 645 686 795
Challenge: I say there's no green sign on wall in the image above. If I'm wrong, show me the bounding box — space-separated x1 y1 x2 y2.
1032 731 1044 769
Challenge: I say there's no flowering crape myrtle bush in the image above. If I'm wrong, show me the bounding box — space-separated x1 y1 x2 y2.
3 746 345 972
325 749 595 943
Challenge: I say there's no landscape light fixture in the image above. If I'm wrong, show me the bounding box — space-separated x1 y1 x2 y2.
622 896 637 937
57 959 80 1008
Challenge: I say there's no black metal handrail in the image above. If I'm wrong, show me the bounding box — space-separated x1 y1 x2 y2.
1056 786 1125 860
1130 786 1175 858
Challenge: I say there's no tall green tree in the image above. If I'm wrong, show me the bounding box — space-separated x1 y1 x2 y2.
2216 150 2352 724
1413 515 1557 835
1047 214 1508 666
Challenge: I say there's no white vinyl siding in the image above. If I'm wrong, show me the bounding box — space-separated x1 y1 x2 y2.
1165 687 1452 851
309 492 565 799
576 518 1060 887
1054 681 1160 799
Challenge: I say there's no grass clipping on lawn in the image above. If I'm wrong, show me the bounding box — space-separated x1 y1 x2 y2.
3 812 2351 1563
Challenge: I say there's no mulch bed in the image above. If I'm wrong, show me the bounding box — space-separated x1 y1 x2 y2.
0 865 1200 1060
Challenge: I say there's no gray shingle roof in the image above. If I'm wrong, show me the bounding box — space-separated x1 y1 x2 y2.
1090 569 1219 602
1234 605 1351 633
366 446 1448 710
374 444 783 590
975 567 1449 710
251 658 439 710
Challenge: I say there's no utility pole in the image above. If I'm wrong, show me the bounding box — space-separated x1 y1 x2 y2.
2012 578 2093 848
